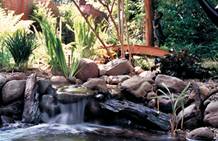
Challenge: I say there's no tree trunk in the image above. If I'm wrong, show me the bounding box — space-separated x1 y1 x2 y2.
144 0 153 46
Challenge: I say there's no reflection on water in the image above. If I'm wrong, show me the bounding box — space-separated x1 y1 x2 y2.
0 123 184 141
14 134 140 141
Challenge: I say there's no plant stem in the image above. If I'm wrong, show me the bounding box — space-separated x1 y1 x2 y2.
71 0 112 58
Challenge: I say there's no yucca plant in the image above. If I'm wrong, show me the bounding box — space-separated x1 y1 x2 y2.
4 30 37 69
157 82 190 135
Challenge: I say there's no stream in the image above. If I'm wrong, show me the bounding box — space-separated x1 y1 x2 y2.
0 123 183 141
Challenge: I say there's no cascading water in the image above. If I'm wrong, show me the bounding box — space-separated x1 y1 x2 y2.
50 98 87 124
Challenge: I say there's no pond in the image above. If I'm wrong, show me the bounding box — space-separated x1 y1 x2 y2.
0 123 184 141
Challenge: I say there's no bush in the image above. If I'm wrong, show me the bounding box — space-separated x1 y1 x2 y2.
159 50 210 79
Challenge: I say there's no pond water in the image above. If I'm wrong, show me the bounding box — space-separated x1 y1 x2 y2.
0 123 184 141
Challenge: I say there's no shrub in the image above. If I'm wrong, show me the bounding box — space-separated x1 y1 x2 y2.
159 50 210 79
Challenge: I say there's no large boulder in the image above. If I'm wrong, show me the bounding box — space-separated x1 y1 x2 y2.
120 76 153 102
100 59 134 76
187 127 214 141
2 80 26 104
155 74 186 93
204 101 218 128
76 59 99 82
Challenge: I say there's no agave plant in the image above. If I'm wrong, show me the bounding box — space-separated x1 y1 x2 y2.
4 30 37 69
157 82 190 135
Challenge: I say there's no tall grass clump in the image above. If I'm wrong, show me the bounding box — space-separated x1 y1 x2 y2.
36 17 69 77
4 30 37 69
157 83 190 135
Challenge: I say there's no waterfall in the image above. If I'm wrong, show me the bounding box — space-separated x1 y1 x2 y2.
50 98 87 124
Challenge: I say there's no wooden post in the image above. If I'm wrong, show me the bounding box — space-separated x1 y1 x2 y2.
118 0 125 58
144 0 153 47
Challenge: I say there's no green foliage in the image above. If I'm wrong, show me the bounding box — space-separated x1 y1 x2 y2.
159 50 210 79
126 0 144 44
4 30 37 68
59 3 97 58
157 82 190 134
158 0 218 55
36 17 69 77
133 56 153 70
0 7 33 68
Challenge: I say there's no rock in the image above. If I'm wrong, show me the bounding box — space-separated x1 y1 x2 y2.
101 59 134 76
155 74 186 93
120 76 153 102
22 74 41 124
158 98 172 113
76 59 99 82
1 116 15 124
83 78 108 94
199 85 209 97
57 85 94 103
187 127 214 141
147 91 157 100
177 104 201 129
0 74 7 89
102 75 130 85
37 80 52 94
189 85 210 101
0 100 23 120
2 80 26 104
139 71 156 82
204 101 218 128
5 72 26 81
85 100 102 122
134 66 144 74
50 75 69 85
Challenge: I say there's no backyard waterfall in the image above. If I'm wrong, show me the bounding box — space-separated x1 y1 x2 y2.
50 99 87 124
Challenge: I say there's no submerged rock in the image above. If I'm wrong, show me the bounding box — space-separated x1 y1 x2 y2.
2 80 26 104
155 74 186 93
76 59 99 82
187 127 214 141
